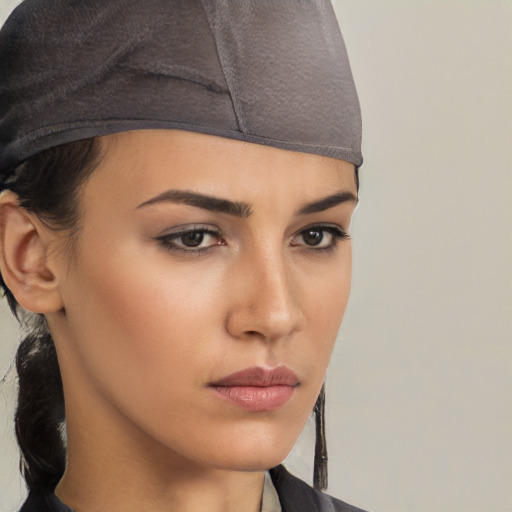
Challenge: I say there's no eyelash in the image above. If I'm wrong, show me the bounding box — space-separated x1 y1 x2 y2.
290 224 349 253
155 224 349 255
156 227 223 255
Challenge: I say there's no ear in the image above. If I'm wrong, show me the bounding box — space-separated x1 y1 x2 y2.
0 191 64 313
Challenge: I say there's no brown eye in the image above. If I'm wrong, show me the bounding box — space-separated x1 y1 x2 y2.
157 227 225 252
181 231 205 247
290 225 349 251
302 229 323 246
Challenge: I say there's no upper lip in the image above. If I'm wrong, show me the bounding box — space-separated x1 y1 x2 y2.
210 366 299 387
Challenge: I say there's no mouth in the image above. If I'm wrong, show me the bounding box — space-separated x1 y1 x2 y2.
209 366 299 412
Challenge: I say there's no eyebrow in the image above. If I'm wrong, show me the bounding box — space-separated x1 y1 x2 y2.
137 189 357 218
296 191 358 215
137 190 253 217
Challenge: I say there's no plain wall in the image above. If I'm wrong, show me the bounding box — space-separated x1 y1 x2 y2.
1 1 511 511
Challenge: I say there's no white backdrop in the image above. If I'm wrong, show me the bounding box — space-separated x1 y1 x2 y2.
1 1 511 511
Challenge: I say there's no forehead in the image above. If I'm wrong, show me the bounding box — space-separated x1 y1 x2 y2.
92 129 356 204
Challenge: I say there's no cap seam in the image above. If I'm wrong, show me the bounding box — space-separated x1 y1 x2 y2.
198 0 247 134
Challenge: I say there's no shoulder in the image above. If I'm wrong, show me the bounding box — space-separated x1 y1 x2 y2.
270 465 370 512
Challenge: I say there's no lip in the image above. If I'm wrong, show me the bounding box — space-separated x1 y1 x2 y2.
209 366 299 412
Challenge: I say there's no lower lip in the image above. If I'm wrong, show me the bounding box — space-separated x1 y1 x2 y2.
210 385 295 411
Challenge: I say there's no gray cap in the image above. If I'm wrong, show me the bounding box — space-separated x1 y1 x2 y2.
0 0 362 181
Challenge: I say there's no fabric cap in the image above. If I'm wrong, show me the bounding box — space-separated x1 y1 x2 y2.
0 0 362 182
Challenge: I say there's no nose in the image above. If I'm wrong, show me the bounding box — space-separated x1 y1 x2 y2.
225 248 305 342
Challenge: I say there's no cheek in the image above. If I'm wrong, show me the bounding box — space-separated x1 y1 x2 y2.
300 250 352 361
278 249 352 425
60 239 227 413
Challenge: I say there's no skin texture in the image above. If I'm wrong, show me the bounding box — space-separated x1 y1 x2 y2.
0 130 358 512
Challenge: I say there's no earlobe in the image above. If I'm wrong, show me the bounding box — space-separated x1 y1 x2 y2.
0 191 64 313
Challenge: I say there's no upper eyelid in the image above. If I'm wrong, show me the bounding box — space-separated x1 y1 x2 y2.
155 223 348 238
156 224 220 237
155 227 222 253
295 223 348 235
292 226 349 240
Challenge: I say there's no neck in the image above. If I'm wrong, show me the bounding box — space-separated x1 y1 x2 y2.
56 422 265 512
55 383 265 512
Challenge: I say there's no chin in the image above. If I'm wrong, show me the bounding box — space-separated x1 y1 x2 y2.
207 452 288 473
195 426 299 473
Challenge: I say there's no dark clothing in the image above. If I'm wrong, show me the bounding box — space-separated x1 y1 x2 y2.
19 465 368 512
269 465 368 512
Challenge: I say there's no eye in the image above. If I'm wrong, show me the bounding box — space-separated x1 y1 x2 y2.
290 225 349 251
156 227 225 252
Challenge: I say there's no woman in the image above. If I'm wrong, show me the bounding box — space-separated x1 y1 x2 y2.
0 1 365 511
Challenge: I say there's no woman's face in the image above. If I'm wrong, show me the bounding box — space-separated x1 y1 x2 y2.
49 130 358 472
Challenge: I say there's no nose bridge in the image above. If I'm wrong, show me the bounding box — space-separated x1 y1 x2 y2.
227 240 304 341
256 246 293 317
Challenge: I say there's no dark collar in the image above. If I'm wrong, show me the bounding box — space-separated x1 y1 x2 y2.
269 465 369 512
